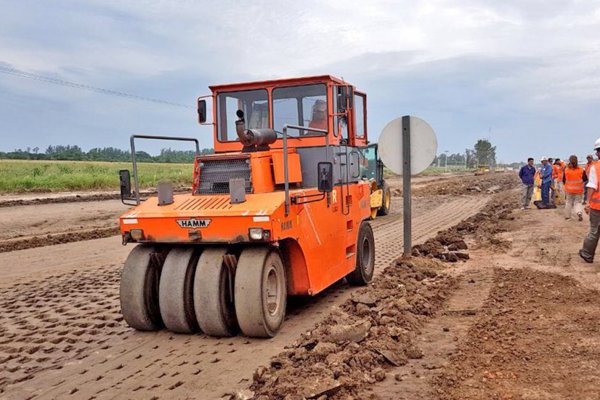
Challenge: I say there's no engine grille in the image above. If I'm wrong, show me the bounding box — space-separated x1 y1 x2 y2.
196 157 252 194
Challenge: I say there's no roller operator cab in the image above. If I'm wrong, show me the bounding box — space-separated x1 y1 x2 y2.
118 75 390 338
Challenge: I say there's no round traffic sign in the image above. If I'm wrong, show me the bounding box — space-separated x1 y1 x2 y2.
378 116 437 175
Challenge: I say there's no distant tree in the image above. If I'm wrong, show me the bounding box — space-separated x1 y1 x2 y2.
465 149 476 168
473 139 496 167
1 144 214 162
135 151 153 162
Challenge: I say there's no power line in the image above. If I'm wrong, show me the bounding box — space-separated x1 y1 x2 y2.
0 64 193 109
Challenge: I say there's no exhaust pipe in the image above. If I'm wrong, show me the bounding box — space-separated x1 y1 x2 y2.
235 109 277 148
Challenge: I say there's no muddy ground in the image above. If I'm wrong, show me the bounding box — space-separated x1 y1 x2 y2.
246 185 600 400
4 172 597 400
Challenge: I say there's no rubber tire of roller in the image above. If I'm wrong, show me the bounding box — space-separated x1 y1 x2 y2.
234 247 287 338
377 181 391 216
193 247 239 337
158 247 200 333
120 245 165 331
346 222 375 285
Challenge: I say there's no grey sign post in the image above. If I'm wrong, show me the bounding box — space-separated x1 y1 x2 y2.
402 116 412 257
377 115 438 259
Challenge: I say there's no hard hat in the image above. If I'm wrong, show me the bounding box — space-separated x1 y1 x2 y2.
540 157 548 161
594 137 600 150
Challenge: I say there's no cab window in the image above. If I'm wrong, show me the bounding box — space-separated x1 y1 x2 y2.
273 84 327 136
332 86 348 141
216 89 268 142
355 93 366 139
359 146 377 180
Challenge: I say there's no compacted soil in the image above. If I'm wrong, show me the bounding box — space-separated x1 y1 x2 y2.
0 174 500 399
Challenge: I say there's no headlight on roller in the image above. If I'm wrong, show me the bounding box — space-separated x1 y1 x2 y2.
249 228 264 240
249 228 270 241
130 229 144 241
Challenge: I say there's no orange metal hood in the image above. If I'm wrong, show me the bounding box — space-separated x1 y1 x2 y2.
120 192 286 219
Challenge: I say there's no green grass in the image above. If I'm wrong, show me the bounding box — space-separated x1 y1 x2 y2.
419 166 476 176
383 166 475 178
0 160 193 193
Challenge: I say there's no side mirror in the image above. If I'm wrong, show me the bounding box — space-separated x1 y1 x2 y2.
317 162 334 192
197 99 207 123
119 169 132 200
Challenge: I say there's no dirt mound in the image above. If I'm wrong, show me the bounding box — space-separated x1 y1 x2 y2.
247 257 457 400
0 193 122 207
413 173 519 197
433 267 600 400
412 192 518 261
0 227 119 253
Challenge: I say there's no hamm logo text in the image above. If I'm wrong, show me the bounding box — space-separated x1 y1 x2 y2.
176 219 212 228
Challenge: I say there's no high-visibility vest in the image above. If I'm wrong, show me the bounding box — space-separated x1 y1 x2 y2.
552 164 564 181
564 166 584 194
590 163 600 210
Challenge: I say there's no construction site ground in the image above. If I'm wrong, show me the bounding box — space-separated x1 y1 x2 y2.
1 172 598 399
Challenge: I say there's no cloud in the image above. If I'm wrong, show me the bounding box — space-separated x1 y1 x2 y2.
1 0 600 161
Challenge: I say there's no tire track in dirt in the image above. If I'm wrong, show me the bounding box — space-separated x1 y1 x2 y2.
368 265 495 399
0 196 489 400
0 236 130 286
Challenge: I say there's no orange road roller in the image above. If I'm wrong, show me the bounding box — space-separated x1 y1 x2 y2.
118 75 388 337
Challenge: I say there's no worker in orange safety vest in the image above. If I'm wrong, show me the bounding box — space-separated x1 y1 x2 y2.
563 155 586 221
580 139 600 263
584 154 594 202
552 158 565 204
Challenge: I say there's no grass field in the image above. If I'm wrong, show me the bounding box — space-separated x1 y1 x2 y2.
0 160 193 193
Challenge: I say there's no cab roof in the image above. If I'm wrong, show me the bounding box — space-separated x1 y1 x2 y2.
209 75 350 92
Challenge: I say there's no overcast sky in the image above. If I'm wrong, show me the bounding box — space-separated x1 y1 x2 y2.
1 0 600 162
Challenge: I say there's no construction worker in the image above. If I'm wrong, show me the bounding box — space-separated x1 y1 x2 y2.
563 155 586 221
533 168 542 202
585 155 594 175
580 139 600 263
548 158 555 204
518 157 536 209
540 157 553 206
552 158 565 204
308 100 327 131
584 154 594 202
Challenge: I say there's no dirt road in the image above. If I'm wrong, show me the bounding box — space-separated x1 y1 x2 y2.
0 192 489 399
19 173 592 400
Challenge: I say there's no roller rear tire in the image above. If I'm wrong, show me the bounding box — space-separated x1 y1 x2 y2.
346 222 375 286
120 245 166 331
159 247 200 333
234 248 287 338
194 248 239 337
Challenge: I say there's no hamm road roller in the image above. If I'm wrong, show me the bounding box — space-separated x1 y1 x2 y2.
118 75 388 337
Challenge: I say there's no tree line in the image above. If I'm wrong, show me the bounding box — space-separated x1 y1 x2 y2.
432 139 497 168
0 145 214 163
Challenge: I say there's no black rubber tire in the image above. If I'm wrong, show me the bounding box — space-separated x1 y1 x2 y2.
234 248 287 338
194 248 239 337
159 247 200 333
120 245 166 331
346 222 375 286
377 181 391 216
